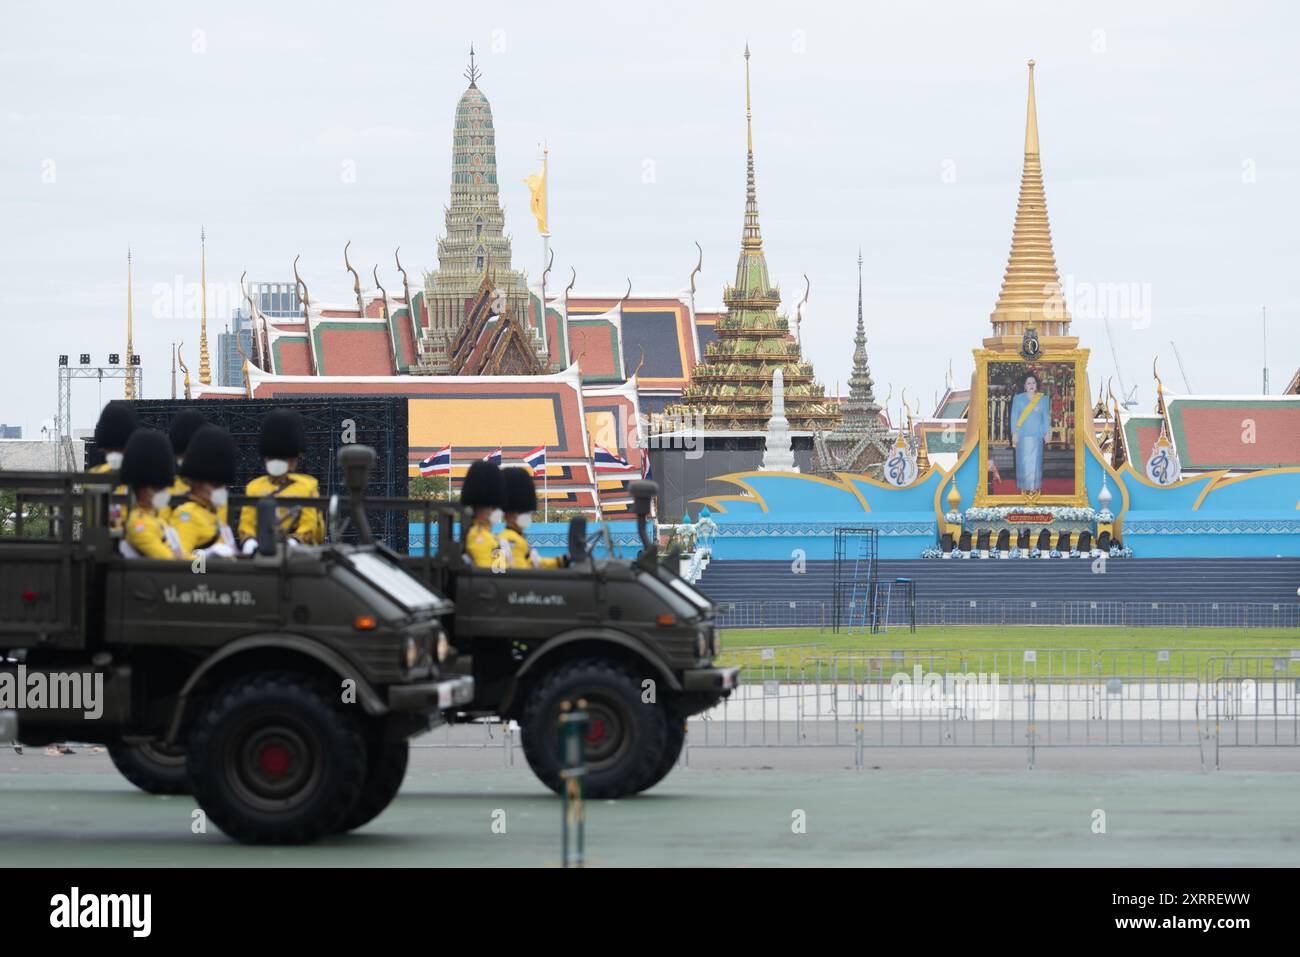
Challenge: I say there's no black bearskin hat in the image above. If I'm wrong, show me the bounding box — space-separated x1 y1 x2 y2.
179 425 238 486
120 430 175 489
168 409 209 457
502 467 538 514
94 400 138 450
460 460 505 509
259 408 306 459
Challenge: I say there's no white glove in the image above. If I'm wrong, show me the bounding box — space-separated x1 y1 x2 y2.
241 538 259 556
204 543 237 560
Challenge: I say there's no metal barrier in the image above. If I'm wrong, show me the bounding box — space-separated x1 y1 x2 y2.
715 600 1300 630
403 647 1300 772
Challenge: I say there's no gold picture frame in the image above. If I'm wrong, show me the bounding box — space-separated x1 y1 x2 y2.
973 347 1090 507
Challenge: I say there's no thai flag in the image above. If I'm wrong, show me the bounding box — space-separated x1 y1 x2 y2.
482 447 502 466
523 445 546 476
419 445 452 476
593 445 636 474
641 451 652 482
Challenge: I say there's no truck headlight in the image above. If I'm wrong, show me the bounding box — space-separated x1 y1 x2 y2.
695 630 710 658
403 636 421 671
436 632 451 664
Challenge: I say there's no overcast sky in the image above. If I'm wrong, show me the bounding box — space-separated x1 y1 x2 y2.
2 0 1297 435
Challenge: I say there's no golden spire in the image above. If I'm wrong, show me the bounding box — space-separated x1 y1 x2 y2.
198 227 212 385
125 247 135 399
741 44 762 251
989 60 1070 338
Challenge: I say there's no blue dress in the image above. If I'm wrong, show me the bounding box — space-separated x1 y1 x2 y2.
1010 391 1050 492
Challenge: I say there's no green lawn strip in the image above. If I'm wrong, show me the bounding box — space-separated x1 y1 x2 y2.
717 626 1300 680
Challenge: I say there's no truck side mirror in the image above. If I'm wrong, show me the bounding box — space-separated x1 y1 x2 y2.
256 498 279 557
628 479 658 562
568 515 588 564
338 444 376 545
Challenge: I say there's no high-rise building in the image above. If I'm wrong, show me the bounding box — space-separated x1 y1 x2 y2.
420 48 530 372
218 281 299 388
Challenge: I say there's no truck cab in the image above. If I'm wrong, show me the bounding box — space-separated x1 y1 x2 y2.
0 446 472 844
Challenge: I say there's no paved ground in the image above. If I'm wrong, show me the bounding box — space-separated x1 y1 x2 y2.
3 745 1299 866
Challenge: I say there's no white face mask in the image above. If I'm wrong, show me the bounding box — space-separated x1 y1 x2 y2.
516 514 533 530
151 490 172 510
265 459 290 477
106 452 124 469
210 487 229 509
489 509 504 525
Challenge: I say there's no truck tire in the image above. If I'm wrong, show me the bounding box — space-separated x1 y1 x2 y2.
639 719 686 793
336 737 409 833
520 658 668 799
187 673 367 845
108 741 192 795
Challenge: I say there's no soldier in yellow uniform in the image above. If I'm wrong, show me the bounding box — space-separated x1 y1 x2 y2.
159 409 208 524
119 429 183 559
88 400 137 532
499 467 568 569
237 409 325 554
460 460 505 569
171 425 239 560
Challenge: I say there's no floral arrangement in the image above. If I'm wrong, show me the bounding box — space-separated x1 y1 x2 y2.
944 511 963 524
1097 509 1114 524
964 505 1097 523
921 547 944 559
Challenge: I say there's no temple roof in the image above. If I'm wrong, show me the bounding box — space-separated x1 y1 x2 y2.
1122 395 1300 471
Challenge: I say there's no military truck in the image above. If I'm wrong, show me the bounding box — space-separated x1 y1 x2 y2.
398 479 737 799
0 447 472 845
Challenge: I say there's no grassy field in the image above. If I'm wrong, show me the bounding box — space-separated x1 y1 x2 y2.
717 625 1300 678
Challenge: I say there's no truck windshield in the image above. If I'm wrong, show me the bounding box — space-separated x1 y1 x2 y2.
636 571 702 621
346 551 446 611
658 568 713 613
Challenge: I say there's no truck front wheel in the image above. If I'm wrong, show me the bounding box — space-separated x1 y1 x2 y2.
520 659 668 799
336 737 409 833
187 674 367 844
108 741 191 795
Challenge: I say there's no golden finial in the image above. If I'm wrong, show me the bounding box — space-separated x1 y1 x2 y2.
689 241 703 297
344 240 364 312
620 278 632 306
239 270 262 370
293 255 310 313
1025 59 1039 156
125 246 135 399
373 265 388 320
633 347 646 378
464 43 481 87
794 274 810 349
542 246 555 290
394 247 409 291
177 343 192 400
198 226 211 385
233 317 253 397
744 44 753 153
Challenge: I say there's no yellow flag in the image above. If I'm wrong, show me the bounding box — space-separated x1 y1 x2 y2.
523 158 548 234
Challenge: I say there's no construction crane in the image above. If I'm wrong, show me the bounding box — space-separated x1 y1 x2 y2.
1103 316 1138 408
1169 340 1193 392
